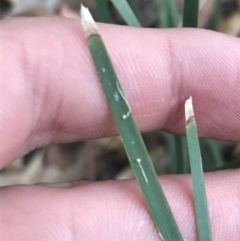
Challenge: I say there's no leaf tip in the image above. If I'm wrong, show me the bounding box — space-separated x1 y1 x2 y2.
185 96 194 122
80 4 98 38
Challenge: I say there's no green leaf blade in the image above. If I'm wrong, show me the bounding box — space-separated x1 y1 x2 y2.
185 97 213 241
183 0 199 27
95 0 112 23
80 5 184 238
110 0 141 27
88 35 184 240
208 0 222 31
159 0 179 28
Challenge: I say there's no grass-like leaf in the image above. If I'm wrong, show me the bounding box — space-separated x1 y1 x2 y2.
217 158 240 170
183 0 199 27
158 0 179 28
128 0 139 19
109 0 141 27
208 0 222 31
173 136 188 173
80 5 184 240
183 3 213 239
199 139 225 171
95 0 111 23
185 97 213 241
205 139 224 168
164 133 188 173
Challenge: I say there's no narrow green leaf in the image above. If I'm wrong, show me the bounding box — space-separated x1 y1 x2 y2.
208 0 222 31
95 0 112 23
174 136 189 173
205 139 224 168
164 133 188 174
199 139 225 171
128 0 139 19
158 0 179 28
80 6 184 240
183 0 199 27
185 97 213 241
109 0 141 27
217 158 240 170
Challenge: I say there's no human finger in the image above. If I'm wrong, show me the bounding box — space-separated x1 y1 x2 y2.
0 18 239 166
1 169 240 240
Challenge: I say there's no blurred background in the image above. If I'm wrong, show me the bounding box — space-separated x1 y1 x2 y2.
0 0 239 186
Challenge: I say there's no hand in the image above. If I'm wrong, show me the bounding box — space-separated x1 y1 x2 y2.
0 17 239 241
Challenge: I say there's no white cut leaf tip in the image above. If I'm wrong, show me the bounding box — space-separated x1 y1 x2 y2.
80 5 98 38
185 96 194 121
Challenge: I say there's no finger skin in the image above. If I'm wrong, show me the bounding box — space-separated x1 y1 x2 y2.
1 169 240 241
0 18 240 166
